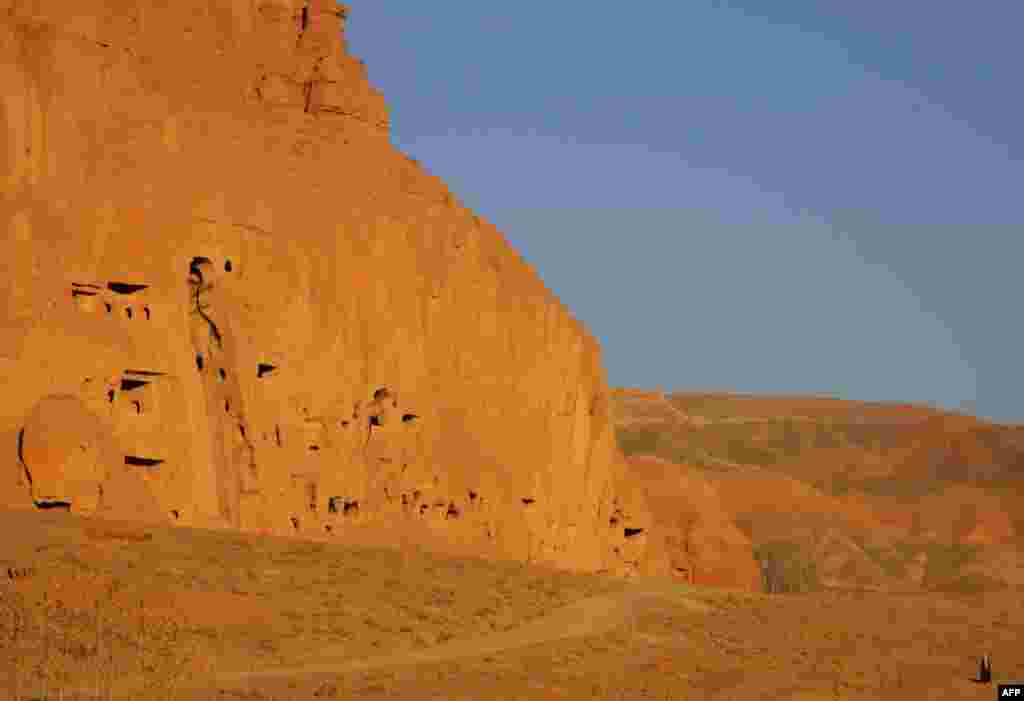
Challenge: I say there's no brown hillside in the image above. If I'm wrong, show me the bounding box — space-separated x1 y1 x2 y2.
613 389 1024 593
628 454 762 592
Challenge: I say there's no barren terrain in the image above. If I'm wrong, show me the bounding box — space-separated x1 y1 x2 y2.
614 389 1024 595
2 1 1022 698
3 505 1022 700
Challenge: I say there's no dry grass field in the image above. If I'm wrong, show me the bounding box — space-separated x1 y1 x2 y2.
2 506 1022 700
1 389 1021 700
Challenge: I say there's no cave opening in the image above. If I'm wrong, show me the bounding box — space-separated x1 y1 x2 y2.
224 259 233 272
218 368 226 382
124 456 164 468
521 497 535 506
71 283 99 297
188 256 211 279
125 307 133 320
401 413 419 424
143 306 151 320
624 528 645 538
107 282 149 295
257 363 278 378
120 378 149 392
196 354 204 371
35 501 71 511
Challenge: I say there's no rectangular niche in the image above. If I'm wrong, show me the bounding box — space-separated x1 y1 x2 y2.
118 370 162 416
257 363 279 379
107 282 149 295
71 283 102 312
124 455 164 468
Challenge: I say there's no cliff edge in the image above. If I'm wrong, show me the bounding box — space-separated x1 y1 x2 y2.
0 1 657 576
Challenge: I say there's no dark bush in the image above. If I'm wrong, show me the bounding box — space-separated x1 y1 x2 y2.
754 540 820 594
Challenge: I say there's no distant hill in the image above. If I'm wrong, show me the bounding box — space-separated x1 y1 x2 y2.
613 388 1024 594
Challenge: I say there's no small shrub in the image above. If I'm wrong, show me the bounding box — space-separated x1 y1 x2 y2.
754 540 820 594
923 543 982 589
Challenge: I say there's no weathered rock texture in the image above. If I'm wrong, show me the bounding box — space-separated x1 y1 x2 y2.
627 455 762 591
0 0 655 575
613 388 1024 592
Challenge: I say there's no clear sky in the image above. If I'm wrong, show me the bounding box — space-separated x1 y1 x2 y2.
344 1 1023 424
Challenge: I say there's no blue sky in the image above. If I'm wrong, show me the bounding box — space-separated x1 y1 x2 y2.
344 1 1023 423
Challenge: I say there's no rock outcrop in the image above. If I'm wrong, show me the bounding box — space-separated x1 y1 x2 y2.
0 1 652 574
628 455 762 591
19 394 112 511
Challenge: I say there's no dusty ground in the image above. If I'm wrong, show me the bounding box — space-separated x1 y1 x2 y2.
2 507 1022 700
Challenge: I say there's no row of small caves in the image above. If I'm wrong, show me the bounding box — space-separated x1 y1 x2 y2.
105 369 649 544
283 487 647 543
71 282 151 320
290 485 483 535
70 257 236 319
77 261 649 542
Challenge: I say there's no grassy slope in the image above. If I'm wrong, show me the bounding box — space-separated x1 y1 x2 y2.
5 508 1023 701
613 389 1024 594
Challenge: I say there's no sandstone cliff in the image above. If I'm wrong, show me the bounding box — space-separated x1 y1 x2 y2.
0 0 656 575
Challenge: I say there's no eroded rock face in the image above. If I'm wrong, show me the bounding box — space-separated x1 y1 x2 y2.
0 1 649 574
20 395 108 510
628 456 762 591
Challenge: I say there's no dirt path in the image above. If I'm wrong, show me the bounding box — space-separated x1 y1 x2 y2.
173 584 712 693
76 588 682 697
